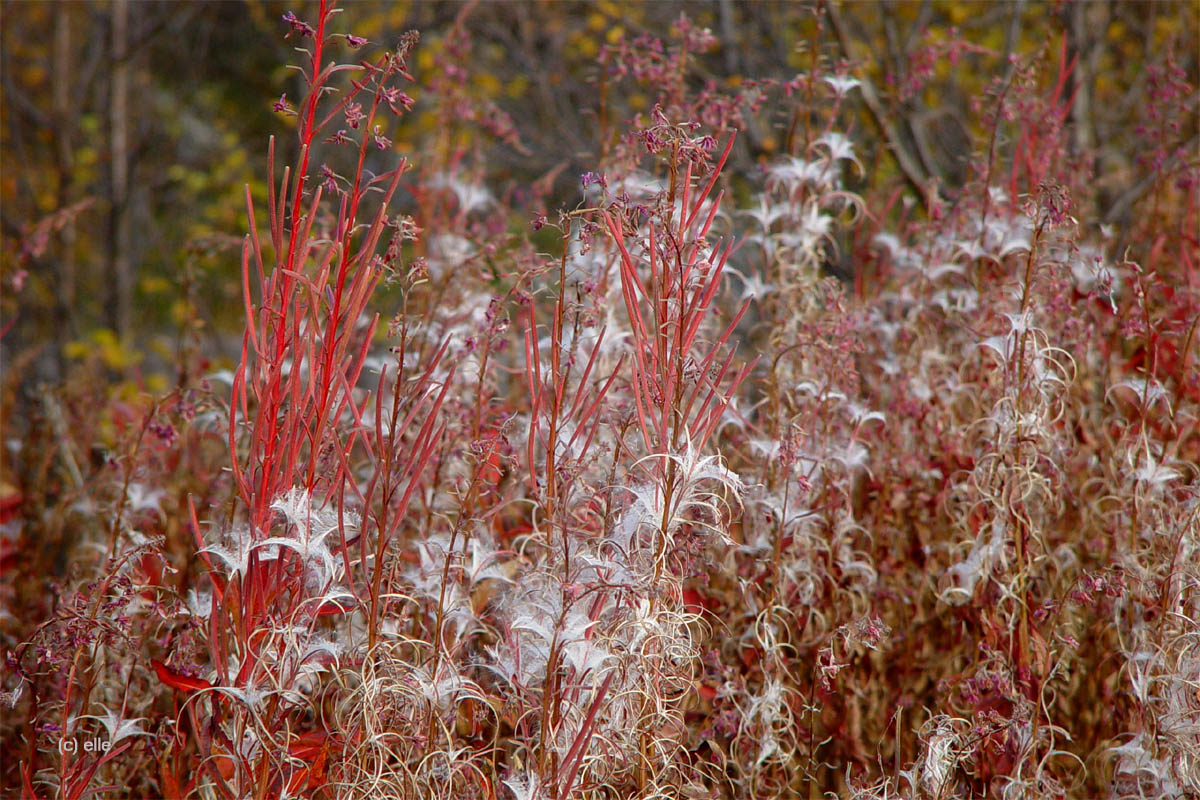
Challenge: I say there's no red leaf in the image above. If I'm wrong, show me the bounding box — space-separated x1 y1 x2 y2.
0 537 19 572
285 768 309 797
288 731 327 761
287 731 332 793
682 588 708 614
307 745 328 789
160 758 183 800
313 599 358 617
152 660 213 694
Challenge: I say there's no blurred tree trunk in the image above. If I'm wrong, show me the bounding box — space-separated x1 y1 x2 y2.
107 0 132 342
1067 0 1096 158
717 0 738 75
53 3 77 339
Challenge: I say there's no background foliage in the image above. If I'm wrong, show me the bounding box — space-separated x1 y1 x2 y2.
1 2 1198 799
3 1 1195 381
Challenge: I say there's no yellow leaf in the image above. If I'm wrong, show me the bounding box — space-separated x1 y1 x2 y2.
577 35 599 59
140 277 170 294
506 76 530 99
474 72 502 96
170 300 196 326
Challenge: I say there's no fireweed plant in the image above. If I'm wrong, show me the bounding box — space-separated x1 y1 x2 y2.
2 4 1198 799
